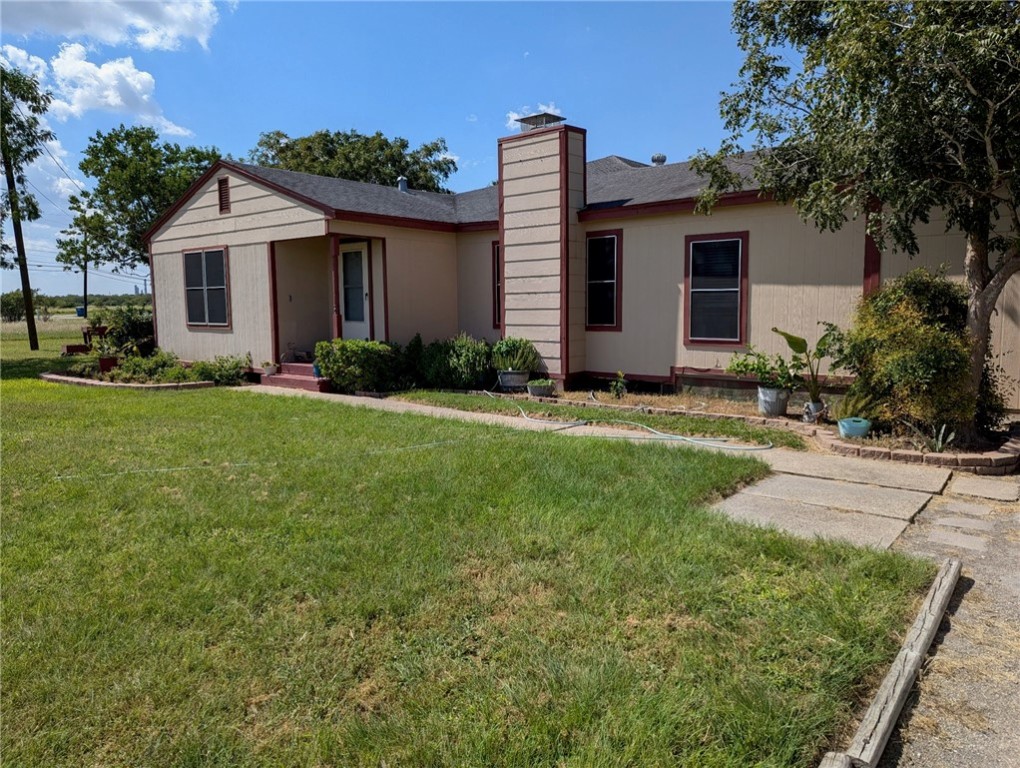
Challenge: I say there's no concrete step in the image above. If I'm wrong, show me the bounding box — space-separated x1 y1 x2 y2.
280 362 316 376
713 493 910 549
260 373 331 392
742 474 931 521
949 474 1020 502
764 450 951 493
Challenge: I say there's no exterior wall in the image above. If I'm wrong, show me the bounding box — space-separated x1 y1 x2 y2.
153 242 272 363
274 237 331 359
580 204 867 378
499 126 585 377
880 211 1020 410
328 220 458 344
150 169 326 363
456 230 501 342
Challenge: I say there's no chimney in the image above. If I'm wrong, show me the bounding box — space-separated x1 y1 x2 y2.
397 176 408 192
651 153 666 166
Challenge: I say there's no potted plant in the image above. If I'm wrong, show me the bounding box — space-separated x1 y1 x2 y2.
527 378 556 397
492 337 541 391
772 325 837 422
726 346 802 417
94 336 120 373
82 310 108 346
830 392 879 439
262 360 279 376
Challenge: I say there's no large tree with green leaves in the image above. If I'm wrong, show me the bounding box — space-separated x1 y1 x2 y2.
247 129 457 193
70 125 219 271
1 64 55 350
693 0 1020 434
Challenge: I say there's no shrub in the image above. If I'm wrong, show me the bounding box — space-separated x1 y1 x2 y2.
104 305 155 356
420 339 455 388
106 350 189 384
315 339 399 393
447 333 491 389
189 354 251 387
1 290 27 322
726 346 802 390
832 268 984 431
492 337 541 372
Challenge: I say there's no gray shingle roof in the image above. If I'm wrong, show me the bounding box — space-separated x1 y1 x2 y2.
227 151 759 227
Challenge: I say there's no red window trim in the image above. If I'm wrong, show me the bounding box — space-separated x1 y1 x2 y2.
585 229 623 332
683 231 748 348
183 245 232 331
492 241 501 329
217 177 230 214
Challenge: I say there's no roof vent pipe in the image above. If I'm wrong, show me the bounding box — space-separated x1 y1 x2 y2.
397 176 408 192
651 153 666 166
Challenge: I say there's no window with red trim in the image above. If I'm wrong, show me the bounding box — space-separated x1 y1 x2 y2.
492 241 501 329
684 232 748 345
184 249 230 326
586 230 622 331
217 177 230 214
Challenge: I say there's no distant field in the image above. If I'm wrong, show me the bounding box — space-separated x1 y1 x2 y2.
1 335 934 767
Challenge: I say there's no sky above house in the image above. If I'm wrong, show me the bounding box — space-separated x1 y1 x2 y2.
1 0 747 296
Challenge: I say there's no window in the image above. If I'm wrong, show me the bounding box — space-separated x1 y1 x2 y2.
684 232 748 345
586 230 622 331
217 177 230 213
492 241 501 328
184 249 229 326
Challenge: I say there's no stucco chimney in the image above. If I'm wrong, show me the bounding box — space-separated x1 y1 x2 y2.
651 153 666 166
397 176 408 192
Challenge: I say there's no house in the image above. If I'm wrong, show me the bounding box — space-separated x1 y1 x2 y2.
145 114 1020 409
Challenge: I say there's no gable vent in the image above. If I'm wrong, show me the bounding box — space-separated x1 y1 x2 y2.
217 177 230 213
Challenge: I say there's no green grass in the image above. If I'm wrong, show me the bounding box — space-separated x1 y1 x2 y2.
1 336 934 766
394 390 807 449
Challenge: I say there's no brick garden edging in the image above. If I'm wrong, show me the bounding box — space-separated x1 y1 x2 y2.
481 391 1020 475
39 372 215 391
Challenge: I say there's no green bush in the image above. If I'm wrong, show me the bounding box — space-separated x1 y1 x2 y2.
492 337 541 372
420 339 455 388
315 339 399 393
1 290 27 322
104 305 155 356
106 350 190 384
447 333 491 389
831 268 993 431
189 354 250 387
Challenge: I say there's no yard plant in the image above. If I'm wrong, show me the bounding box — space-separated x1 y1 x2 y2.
3 333 934 766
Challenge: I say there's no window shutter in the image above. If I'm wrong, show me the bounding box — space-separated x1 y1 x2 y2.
217 178 230 213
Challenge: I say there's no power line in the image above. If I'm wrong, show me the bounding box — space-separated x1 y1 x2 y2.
23 178 72 218
12 103 88 194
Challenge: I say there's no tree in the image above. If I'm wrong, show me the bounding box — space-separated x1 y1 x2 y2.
693 0 1020 436
247 129 457 193
1 65 54 350
55 192 110 319
75 125 219 271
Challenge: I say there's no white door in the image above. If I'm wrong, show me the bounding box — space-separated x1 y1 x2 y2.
340 249 370 340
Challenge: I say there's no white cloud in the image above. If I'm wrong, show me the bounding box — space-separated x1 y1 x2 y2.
466 114 477 123
48 43 191 136
504 102 563 130
0 44 48 79
441 152 460 164
2 1 221 51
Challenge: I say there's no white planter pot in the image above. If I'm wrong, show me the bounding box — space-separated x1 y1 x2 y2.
803 400 826 423
757 386 790 417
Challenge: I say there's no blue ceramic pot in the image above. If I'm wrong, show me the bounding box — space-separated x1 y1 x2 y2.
838 417 872 439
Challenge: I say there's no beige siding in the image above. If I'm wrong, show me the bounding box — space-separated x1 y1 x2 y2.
881 211 1020 410
501 131 565 374
149 170 325 250
565 131 586 374
456 231 500 342
153 242 272 363
327 220 458 344
582 204 866 377
274 237 331 359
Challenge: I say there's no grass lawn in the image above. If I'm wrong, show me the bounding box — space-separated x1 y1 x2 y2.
394 390 806 450
2 333 933 766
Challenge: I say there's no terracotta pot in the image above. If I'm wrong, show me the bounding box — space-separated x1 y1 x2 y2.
98 356 119 373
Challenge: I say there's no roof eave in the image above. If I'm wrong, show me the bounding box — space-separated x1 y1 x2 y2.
577 189 769 223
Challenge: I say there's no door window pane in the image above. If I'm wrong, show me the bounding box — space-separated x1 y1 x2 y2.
343 252 365 322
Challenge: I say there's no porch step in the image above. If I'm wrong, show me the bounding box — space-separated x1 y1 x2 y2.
281 362 316 376
260 372 331 392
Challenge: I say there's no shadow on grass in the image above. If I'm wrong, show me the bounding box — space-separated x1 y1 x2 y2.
1 353 75 381
1 333 81 381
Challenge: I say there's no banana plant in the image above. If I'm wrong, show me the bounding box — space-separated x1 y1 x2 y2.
772 325 838 404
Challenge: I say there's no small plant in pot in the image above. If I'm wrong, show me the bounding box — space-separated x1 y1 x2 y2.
94 336 121 373
262 360 278 376
726 346 802 417
772 325 837 423
526 378 556 397
492 337 541 391
830 392 879 439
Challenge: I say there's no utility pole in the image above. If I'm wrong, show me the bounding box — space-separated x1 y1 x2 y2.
2 148 39 350
82 230 88 319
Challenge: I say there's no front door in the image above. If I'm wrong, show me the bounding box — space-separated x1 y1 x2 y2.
341 249 370 340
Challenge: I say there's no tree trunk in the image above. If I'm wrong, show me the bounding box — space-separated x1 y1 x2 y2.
2 148 38 350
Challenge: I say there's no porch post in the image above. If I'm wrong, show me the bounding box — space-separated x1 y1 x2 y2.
268 241 280 363
330 233 342 339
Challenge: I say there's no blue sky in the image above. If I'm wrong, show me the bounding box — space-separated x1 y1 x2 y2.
1 1 745 295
